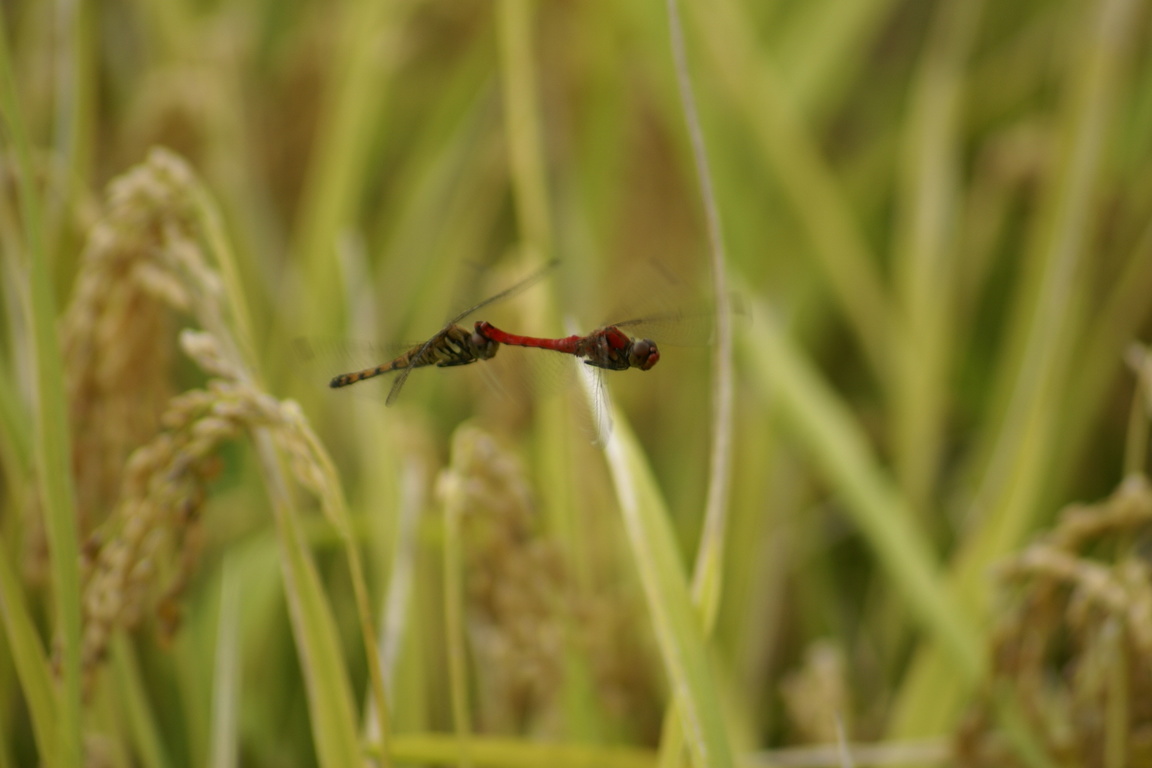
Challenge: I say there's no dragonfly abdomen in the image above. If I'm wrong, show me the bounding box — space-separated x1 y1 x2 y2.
329 357 408 388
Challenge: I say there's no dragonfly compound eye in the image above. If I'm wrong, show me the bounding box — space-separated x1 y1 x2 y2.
631 338 660 370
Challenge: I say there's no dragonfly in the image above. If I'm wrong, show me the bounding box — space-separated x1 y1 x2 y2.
472 321 661 372
473 299 737 440
471 317 667 443
326 260 558 405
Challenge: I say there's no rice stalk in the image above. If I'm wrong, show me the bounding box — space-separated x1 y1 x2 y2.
0 13 83 764
657 0 739 764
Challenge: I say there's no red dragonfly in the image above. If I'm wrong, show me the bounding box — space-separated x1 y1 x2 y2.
472 315 680 442
472 321 661 372
326 260 557 405
474 297 733 441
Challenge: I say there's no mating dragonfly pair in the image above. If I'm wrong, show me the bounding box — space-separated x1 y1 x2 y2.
329 261 661 406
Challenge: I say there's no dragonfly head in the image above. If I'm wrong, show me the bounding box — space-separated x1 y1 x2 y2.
630 338 660 370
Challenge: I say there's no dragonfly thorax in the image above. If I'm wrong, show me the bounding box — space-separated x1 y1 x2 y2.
581 328 659 371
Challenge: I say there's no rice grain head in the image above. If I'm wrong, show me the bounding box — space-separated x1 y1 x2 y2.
956 476 1152 766
61 150 202 539
437 424 661 739
80 331 328 696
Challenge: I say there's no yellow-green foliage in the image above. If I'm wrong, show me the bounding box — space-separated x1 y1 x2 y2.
2 1 1152 766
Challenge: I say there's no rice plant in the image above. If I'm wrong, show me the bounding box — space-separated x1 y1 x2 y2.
2 1 1151 766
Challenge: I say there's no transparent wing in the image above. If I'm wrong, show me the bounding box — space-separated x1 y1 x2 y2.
606 293 748 347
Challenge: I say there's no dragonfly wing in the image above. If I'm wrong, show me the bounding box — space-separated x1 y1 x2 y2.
606 294 748 347
443 259 559 326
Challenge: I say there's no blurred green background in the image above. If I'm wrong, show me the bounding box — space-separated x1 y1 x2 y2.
3 0 1152 766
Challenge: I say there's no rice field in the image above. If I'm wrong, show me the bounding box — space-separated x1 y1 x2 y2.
3 1 1152 766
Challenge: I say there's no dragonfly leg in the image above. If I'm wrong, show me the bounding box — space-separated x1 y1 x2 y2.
583 358 631 372
436 357 481 368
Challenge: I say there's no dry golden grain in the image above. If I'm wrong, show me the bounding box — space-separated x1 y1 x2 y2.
438 425 566 733
436 424 660 739
60 149 208 542
67 149 369 715
957 476 1152 766
780 640 851 745
82 374 261 688
80 325 348 695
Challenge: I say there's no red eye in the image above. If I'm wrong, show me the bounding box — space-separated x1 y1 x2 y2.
632 339 660 370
